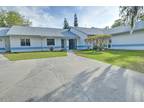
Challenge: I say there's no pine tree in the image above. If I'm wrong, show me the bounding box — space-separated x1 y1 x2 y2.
74 13 78 27
63 18 69 29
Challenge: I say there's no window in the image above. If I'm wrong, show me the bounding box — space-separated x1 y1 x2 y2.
47 39 55 45
21 38 30 46
21 39 25 46
26 39 30 46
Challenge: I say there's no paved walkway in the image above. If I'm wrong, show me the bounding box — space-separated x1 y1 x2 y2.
0 52 144 102
0 54 9 64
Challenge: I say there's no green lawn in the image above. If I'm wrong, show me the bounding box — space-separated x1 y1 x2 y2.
4 51 67 61
75 50 144 73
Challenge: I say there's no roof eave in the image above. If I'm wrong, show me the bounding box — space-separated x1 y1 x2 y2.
110 28 144 35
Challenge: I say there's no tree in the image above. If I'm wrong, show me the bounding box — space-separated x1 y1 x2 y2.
85 34 111 51
74 13 78 27
0 10 31 27
0 10 7 27
63 18 69 29
119 6 144 34
111 19 124 28
139 13 144 21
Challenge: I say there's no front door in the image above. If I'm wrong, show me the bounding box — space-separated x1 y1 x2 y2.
69 39 76 49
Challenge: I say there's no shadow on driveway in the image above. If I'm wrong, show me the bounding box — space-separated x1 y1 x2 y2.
25 65 131 102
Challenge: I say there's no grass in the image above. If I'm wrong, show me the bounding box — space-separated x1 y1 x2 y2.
4 51 67 61
75 50 144 73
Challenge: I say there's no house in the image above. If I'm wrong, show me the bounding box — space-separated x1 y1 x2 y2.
105 21 144 50
0 21 144 52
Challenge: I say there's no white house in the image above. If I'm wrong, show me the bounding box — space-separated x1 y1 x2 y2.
0 21 144 52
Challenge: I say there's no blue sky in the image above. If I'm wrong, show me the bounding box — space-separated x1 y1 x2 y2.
0 6 120 28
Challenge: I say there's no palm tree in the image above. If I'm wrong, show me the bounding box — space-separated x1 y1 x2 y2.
119 6 144 34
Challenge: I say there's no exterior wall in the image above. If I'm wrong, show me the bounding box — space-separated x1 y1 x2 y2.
10 36 42 52
6 29 144 52
41 37 64 51
9 36 65 52
111 30 144 50
0 37 6 52
70 28 89 50
66 39 69 50
5 37 10 52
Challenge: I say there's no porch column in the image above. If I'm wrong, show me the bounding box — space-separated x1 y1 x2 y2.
66 39 69 50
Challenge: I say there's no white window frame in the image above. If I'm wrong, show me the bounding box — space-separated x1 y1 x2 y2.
20 38 31 46
47 39 55 46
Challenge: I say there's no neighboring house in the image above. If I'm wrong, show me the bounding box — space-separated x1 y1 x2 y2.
0 21 144 52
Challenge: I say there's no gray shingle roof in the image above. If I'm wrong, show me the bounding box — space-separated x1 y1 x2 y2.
2 21 144 38
7 26 77 38
71 21 144 35
105 21 144 35
71 27 104 35
0 28 10 37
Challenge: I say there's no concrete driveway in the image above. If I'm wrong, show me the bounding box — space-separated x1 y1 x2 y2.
0 52 144 102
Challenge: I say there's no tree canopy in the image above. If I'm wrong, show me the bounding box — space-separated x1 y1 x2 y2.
85 34 111 51
119 6 144 34
139 14 144 21
85 34 111 40
63 18 69 29
74 13 78 27
0 10 32 27
111 19 124 28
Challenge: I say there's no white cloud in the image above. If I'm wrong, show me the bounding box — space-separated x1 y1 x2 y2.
0 6 63 28
0 6 120 28
78 6 119 28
